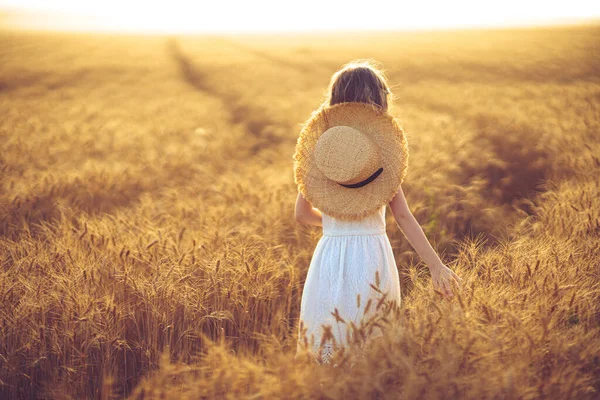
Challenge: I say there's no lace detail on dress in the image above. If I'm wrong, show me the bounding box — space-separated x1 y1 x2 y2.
315 340 367 367
318 343 335 364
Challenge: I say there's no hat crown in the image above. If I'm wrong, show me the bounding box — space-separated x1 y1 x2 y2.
313 126 382 185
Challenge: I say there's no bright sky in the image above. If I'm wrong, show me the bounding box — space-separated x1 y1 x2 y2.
1 0 599 33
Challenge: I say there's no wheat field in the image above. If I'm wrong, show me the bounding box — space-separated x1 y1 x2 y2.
0 24 599 399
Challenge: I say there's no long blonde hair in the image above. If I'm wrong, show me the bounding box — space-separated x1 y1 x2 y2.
300 60 393 133
324 59 392 111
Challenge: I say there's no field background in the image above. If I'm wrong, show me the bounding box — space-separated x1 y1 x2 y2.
1 24 599 399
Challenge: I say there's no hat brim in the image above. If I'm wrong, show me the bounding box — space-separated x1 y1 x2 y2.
293 102 409 221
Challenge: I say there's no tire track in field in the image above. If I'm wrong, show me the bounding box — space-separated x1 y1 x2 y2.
166 38 220 97
166 38 287 154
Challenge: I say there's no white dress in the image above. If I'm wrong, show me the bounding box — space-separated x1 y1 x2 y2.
296 205 402 364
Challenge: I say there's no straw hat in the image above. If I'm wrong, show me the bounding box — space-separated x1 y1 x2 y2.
293 102 409 221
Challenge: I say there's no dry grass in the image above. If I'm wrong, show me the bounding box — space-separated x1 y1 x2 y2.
0 24 599 399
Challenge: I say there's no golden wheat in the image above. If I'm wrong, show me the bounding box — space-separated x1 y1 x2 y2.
0 24 599 399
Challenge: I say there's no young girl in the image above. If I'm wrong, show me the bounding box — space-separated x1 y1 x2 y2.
293 60 461 365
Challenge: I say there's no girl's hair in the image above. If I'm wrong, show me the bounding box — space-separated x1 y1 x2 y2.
325 59 392 111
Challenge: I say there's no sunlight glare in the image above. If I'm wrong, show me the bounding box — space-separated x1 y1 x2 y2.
1 0 599 33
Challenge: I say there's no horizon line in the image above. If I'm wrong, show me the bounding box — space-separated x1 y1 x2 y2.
0 8 598 36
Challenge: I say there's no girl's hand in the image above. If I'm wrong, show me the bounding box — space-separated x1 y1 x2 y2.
430 264 462 299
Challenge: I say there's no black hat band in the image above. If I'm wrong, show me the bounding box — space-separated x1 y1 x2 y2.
338 167 383 189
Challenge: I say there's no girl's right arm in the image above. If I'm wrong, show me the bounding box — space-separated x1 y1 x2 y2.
388 186 461 298
294 192 323 227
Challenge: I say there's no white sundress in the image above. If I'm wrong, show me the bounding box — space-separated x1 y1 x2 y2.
296 205 402 364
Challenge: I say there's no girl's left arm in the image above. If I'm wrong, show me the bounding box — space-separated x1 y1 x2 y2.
388 186 461 299
294 192 322 226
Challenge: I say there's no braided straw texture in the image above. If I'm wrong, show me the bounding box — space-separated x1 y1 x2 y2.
293 102 409 221
313 126 381 185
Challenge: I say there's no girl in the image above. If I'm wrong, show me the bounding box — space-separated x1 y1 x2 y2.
293 60 461 365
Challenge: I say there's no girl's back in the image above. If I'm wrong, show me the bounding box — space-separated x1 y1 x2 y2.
322 204 386 236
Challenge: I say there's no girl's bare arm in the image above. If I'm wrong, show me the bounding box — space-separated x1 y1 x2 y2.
388 186 461 298
295 192 323 227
